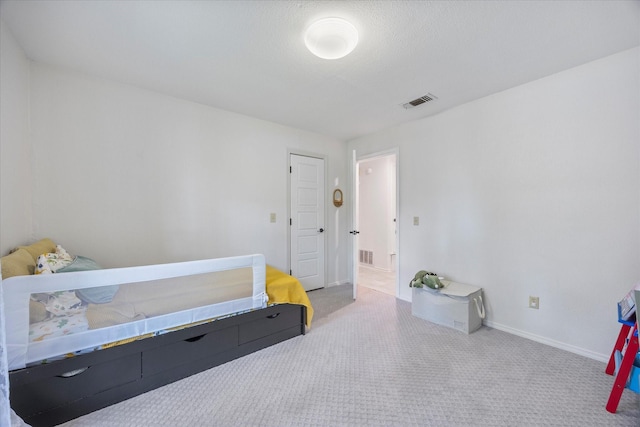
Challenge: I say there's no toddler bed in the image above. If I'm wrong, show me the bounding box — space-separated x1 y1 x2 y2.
2 239 310 426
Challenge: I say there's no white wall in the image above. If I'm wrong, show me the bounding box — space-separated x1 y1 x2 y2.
348 47 640 361
0 20 32 255
358 155 396 271
25 63 349 286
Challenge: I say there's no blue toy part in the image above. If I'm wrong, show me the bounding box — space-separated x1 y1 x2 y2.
613 349 640 393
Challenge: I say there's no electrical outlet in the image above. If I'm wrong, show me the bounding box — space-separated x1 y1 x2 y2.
413 216 419 226
529 296 539 309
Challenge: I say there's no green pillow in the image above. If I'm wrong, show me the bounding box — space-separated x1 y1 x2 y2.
58 256 119 304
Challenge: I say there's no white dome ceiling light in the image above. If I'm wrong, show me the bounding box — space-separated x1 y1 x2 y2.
304 18 358 60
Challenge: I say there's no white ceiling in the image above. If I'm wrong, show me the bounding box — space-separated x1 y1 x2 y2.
1 0 639 141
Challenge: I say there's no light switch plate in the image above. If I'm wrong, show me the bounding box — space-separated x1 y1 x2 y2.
270 213 276 223
413 216 419 226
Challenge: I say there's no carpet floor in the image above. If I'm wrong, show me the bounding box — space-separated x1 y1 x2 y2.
60 285 640 426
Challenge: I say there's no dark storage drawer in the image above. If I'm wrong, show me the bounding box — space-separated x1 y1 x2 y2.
10 305 305 427
142 325 238 376
239 304 303 344
10 352 140 417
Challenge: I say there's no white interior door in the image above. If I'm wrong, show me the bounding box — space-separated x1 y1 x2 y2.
290 154 325 291
351 149 359 299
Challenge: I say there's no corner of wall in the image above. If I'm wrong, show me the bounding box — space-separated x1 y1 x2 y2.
0 18 34 255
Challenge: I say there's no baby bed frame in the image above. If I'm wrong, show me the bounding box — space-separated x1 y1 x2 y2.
10 303 305 427
5 254 306 426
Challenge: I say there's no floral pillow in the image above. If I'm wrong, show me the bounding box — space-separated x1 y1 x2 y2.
35 245 74 274
43 291 84 317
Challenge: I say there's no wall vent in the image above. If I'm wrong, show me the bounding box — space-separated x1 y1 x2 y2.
359 250 373 265
402 93 438 109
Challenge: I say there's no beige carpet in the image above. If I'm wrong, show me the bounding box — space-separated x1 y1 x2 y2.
60 285 639 426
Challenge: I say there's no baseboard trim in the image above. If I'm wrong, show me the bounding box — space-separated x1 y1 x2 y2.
483 320 608 363
359 264 393 273
326 280 350 287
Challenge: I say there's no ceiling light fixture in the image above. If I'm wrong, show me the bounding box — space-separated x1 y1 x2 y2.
304 18 358 60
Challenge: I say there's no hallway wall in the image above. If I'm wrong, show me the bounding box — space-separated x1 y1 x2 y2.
358 155 396 271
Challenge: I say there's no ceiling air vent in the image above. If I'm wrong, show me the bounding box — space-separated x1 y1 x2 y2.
402 93 438 109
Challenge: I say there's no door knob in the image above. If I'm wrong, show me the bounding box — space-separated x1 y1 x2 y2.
318 228 324 233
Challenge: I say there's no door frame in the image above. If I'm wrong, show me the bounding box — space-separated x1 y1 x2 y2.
352 148 400 298
287 150 328 289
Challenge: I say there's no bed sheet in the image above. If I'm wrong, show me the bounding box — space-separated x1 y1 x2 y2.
29 308 89 343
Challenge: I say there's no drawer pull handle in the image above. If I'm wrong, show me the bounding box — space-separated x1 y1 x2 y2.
267 313 280 319
58 367 89 378
185 334 206 343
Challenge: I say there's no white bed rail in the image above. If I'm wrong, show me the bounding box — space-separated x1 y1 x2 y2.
2 254 266 370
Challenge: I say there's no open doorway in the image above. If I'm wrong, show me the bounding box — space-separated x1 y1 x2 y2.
356 153 397 296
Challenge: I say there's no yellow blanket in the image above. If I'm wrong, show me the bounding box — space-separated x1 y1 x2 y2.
266 265 314 327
